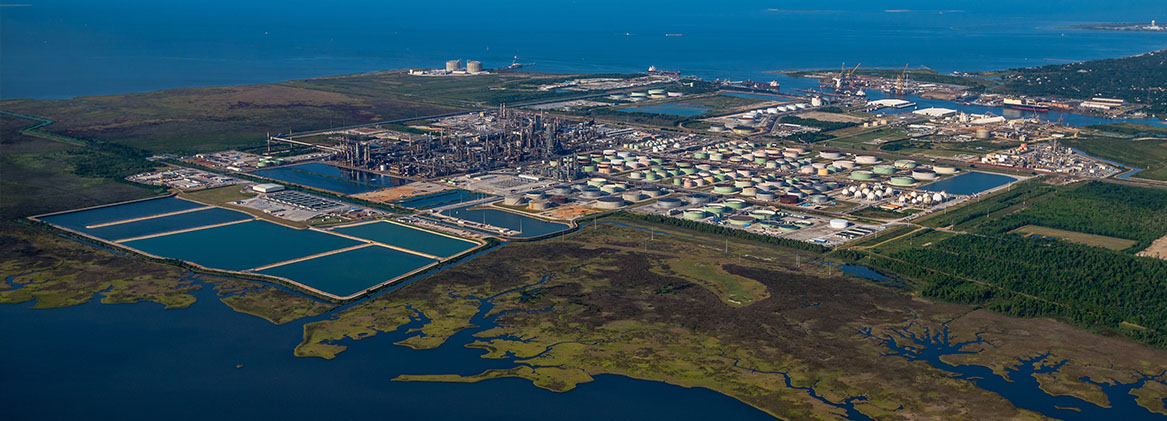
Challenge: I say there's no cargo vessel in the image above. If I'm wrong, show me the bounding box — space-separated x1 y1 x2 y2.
1003 98 1049 112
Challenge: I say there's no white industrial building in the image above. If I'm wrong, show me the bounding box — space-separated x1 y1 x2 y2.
253 183 285 193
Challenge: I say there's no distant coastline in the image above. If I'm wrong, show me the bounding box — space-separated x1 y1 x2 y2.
1069 21 1166 32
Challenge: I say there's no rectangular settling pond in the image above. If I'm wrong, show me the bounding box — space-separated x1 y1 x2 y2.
918 171 1017 195
251 162 410 195
258 245 436 298
332 221 478 258
81 208 253 242
123 220 362 271
441 205 570 238
395 189 491 209
40 197 207 232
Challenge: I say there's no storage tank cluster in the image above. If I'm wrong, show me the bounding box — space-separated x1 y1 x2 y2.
843 183 896 201
896 190 950 206
579 150 660 174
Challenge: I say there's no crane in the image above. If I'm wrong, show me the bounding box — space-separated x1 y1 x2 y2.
895 63 909 95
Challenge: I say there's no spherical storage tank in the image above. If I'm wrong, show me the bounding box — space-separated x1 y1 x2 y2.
466 60 483 73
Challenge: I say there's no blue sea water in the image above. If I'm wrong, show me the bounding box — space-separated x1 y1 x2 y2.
3 0 1166 100
0 281 774 420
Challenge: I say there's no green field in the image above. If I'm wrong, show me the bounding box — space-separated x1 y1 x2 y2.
1010 225 1137 250
820 127 907 150
880 138 1017 158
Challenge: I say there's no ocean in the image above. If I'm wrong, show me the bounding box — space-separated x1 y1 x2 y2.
2 0 1165 99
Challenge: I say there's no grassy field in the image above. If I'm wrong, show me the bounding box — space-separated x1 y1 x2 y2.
1010 225 1137 251
0 71 614 154
0 114 162 220
821 127 906 150
880 138 1017 159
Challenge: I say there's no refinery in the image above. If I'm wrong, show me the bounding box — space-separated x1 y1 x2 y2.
134 64 1141 254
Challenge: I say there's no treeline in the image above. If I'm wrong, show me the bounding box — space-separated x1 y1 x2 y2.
779 116 857 131
65 139 160 180
990 49 1167 115
889 233 1167 347
613 212 830 254
919 180 1055 230
978 181 1167 251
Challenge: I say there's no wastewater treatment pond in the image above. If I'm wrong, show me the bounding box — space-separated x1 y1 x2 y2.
37 197 479 298
252 162 411 195
918 171 1017 196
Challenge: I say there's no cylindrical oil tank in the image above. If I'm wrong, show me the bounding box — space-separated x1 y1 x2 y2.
550 186 572 195
713 184 739 194
933 164 958 175
750 209 776 220
834 160 857 169
819 150 843 159
728 215 754 226
890 176 916 186
593 197 625 209
850 170 876 180
855 155 881 165
809 194 830 204
581 189 604 199
873 165 897 175
829 219 851 229
529 200 550 211
683 194 709 205
703 203 727 215
466 60 483 73
778 195 801 204
755 191 777 201
503 196 526 206
893 159 918 169
683 209 707 220
656 197 683 209
912 170 938 180
621 192 645 202
724 199 748 210
445 59 462 71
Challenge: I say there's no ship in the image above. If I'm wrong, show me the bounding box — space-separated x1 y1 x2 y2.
647 65 681 77
722 79 782 94
1003 98 1049 112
